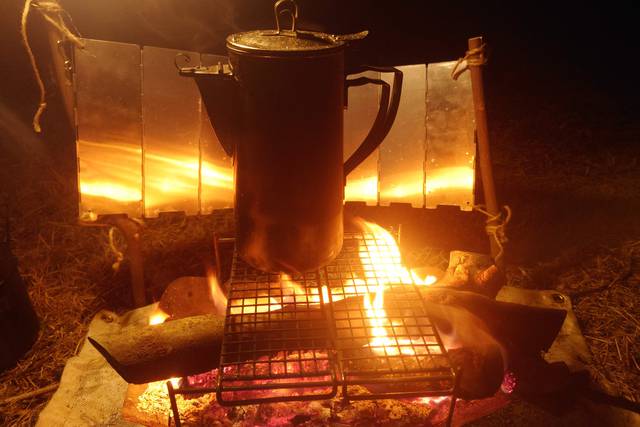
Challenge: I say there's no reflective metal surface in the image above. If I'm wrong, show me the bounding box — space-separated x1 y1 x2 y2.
343 71 380 205
379 64 426 207
75 40 235 221
74 39 477 220
75 39 143 221
425 61 476 211
142 47 200 217
200 54 235 214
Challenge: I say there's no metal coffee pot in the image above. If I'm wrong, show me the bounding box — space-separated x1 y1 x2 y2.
180 0 402 273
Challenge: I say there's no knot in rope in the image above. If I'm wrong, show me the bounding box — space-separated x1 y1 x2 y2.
451 43 488 80
474 205 511 264
108 227 125 272
32 1 63 13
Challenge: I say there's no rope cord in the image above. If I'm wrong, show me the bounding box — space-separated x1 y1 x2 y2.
20 0 46 133
451 43 488 80
32 1 84 48
20 0 83 133
108 227 125 272
474 205 511 264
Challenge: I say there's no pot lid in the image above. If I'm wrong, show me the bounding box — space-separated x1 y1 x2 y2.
227 0 367 56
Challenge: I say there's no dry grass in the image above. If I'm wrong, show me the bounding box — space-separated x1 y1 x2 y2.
568 242 640 403
507 241 640 405
0 149 232 426
0 153 118 426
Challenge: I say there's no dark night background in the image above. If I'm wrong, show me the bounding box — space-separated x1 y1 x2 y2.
2 1 639 119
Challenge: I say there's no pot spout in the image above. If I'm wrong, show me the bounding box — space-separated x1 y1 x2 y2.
179 62 239 157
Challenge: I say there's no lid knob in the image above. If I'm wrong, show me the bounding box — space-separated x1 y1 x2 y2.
274 0 298 35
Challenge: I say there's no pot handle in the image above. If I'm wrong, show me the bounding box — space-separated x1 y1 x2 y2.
343 66 403 177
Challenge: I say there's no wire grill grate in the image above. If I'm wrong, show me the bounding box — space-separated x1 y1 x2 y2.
217 259 335 404
217 230 455 404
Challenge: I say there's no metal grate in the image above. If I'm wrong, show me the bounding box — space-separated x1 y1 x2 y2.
217 259 336 405
326 232 455 400
215 230 455 404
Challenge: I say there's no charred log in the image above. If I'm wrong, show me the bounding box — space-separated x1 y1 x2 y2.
89 288 565 396
418 289 567 357
88 314 225 384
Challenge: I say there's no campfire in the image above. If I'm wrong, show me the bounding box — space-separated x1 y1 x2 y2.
86 217 567 426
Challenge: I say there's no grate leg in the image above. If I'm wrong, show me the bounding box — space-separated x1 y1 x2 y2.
166 381 182 427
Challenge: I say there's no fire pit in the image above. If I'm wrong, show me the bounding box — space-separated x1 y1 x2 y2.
158 224 459 425
70 216 573 427
37 224 583 427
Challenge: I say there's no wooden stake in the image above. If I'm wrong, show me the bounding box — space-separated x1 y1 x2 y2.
467 36 502 267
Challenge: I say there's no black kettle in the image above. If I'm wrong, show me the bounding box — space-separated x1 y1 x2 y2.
181 0 402 274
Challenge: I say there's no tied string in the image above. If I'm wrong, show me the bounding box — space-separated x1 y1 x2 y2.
32 1 84 49
451 43 488 80
108 227 125 272
20 0 83 133
474 205 511 264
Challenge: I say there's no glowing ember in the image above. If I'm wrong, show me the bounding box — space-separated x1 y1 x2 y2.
415 396 449 406
133 368 436 424
501 371 517 394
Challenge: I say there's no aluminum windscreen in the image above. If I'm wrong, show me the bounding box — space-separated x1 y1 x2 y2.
73 38 475 220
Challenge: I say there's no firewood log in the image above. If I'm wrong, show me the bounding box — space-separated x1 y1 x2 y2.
417 289 566 356
89 288 565 396
435 251 505 298
88 314 225 384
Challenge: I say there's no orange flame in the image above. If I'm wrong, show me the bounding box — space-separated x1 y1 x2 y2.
207 270 227 311
281 273 323 305
148 305 170 326
355 220 437 287
354 219 437 356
